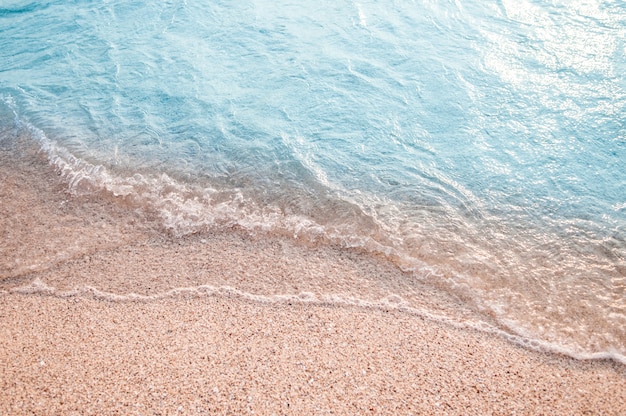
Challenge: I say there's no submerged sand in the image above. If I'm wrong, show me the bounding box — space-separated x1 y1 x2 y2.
1 141 624 414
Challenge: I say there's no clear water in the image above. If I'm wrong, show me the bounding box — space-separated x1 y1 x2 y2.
1 0 625 361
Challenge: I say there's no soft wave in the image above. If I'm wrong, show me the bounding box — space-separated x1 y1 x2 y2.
9 113 625 365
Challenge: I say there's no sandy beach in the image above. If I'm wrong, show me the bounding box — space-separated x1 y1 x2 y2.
1 143 625 415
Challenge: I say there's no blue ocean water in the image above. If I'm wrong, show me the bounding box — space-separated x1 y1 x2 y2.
1 0 625 361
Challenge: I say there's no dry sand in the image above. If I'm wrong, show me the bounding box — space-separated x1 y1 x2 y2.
1 141 625 415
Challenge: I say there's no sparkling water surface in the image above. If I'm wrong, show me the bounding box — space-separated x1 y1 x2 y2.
1 0 625 361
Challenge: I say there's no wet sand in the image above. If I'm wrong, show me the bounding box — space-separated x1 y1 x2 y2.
2 292 625 415
1 142 625 414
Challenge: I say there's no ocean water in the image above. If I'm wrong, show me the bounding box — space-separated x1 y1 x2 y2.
1 0 625 361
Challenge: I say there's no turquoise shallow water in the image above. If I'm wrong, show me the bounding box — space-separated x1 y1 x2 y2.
1 0 625 361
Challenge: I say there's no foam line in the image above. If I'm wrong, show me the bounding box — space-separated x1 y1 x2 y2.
5 278 625 366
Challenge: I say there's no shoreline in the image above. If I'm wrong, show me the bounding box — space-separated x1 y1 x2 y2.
1 138 625 414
